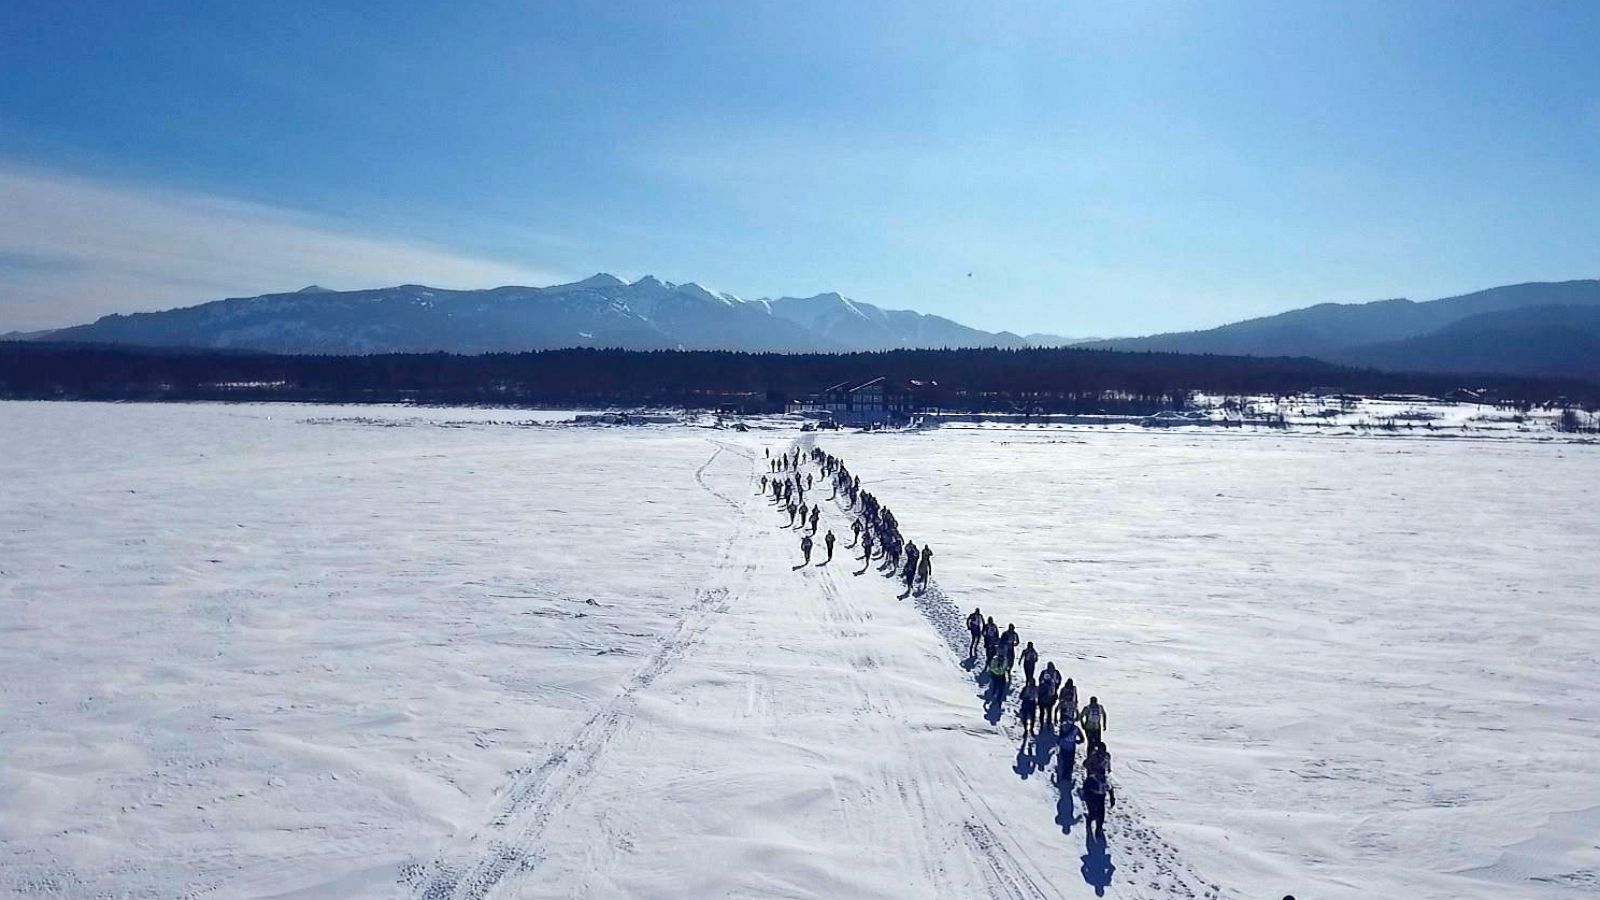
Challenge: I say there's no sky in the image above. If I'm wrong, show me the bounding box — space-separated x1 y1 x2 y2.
1 1 1597 336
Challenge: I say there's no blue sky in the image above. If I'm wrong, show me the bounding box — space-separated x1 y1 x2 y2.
2 0 1597 334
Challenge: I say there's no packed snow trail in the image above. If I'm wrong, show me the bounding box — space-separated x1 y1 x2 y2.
410 438 1223 899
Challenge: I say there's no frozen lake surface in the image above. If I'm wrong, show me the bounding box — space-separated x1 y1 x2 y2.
1 402 1596 899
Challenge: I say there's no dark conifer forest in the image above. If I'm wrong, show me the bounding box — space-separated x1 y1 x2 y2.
1 341 1590 411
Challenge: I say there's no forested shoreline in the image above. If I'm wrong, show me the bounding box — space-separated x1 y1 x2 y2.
1 341 1591 410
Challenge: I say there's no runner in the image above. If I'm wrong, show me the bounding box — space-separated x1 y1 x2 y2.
902 542 919 589
1020 641 1039 685
800 533 813 565
1038 662 1060 727
1085 741 1112 781
966 608 984 657
999 624 1020 667
1019 681 1039 741
982 617 999 665
823 529 836 563
1079 696 1108 749
1082 771 1115 840
988 644 1012 692
1056 717 1084 779
916 545 932 591
1059 677 1079 726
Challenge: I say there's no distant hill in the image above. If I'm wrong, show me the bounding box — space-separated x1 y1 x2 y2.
26 274 1026 355
1082 280 1600 382
1023 333 1106 347
1327 304 1600 382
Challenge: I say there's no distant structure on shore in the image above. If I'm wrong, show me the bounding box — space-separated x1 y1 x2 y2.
790 377 938 425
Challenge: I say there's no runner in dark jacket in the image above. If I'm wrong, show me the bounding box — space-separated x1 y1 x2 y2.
1038 663 1060 727
901 543 919 588
1019 682 1039 741
1083 772 1115 839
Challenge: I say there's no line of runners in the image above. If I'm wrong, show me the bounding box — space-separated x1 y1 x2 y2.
966 608 1115 839
760 443 1117 842
761 446 933 592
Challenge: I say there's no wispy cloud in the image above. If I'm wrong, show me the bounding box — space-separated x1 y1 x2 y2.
0 163 564 331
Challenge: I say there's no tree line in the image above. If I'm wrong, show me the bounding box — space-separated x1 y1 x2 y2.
0 341 1591 410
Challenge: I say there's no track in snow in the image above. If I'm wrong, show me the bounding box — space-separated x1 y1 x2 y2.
406 445 758 900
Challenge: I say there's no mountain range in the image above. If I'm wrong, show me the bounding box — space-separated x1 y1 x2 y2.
11 275 1025 355
8 275 1599 383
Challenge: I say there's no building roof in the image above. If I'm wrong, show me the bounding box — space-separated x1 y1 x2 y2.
812 376 923 399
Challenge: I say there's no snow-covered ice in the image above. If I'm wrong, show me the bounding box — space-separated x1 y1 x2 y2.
1 402 1596 899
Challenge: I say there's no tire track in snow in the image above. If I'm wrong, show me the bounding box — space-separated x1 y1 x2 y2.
948 761 1068 900
805 495 1069 900
408 454 762 900
810 561 968 898
964 821 1055 900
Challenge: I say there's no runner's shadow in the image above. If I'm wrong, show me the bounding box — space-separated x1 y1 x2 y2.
790 563 808 571
1033 725 1057 771
1012 743 1037 779
1081 833 1115 896
983 681 1006 724
1055 774 1077 835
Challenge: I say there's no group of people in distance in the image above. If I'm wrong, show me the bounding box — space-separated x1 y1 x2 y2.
760 445 932 594
966 608 1116 838
762 442 1115 843
763 447 831 564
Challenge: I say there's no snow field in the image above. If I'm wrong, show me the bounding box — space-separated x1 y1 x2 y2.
2 401 1596 899
0 404 738 897
819 427 1600 899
